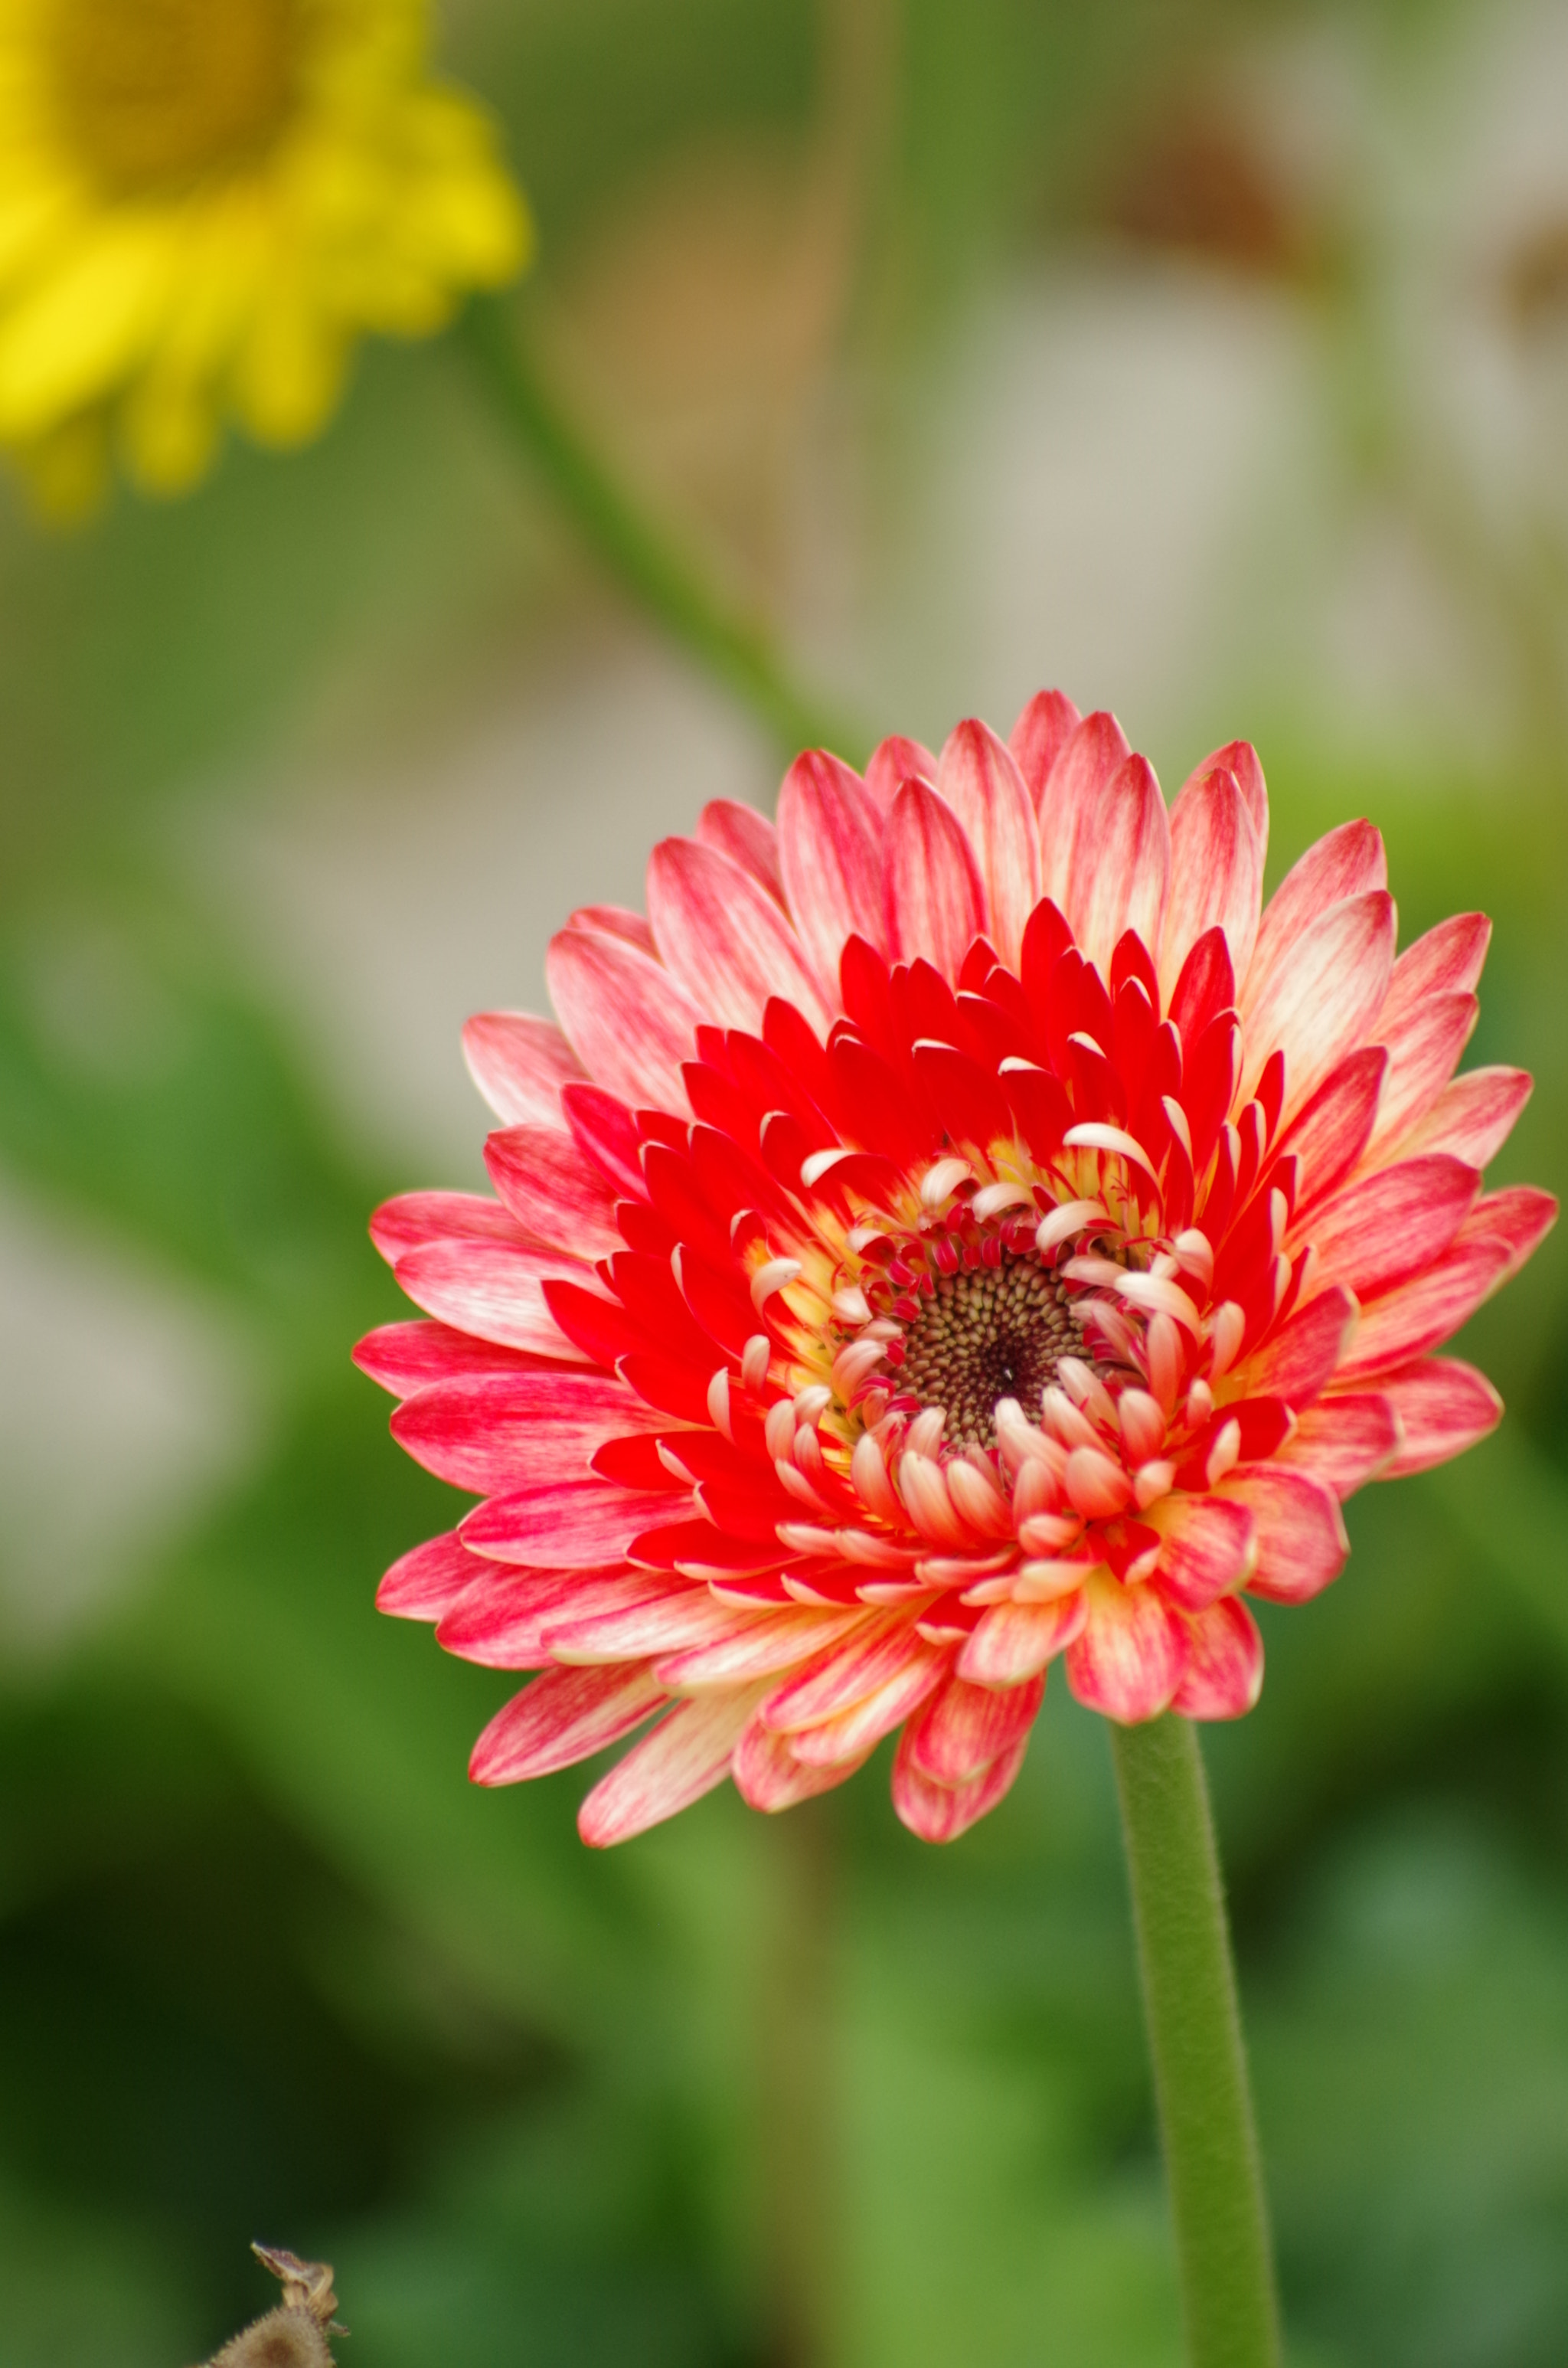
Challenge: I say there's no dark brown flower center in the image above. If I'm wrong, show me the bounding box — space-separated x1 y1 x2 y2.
898 1252 1084 1448
52 0 298 191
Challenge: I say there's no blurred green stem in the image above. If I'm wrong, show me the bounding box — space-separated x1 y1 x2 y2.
1110 1715 1281 2368
458 294 859 761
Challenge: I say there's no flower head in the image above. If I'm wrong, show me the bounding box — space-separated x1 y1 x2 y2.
358 695 1556 1846
0 0 529 505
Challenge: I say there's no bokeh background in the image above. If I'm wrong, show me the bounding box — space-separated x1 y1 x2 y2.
4 2 1568 2362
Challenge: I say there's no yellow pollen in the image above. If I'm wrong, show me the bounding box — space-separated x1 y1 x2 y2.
51 0 297 191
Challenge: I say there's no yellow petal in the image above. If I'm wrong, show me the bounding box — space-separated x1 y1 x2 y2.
0 213 175 435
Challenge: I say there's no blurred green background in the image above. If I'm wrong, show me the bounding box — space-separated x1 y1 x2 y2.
3 2 1568 2362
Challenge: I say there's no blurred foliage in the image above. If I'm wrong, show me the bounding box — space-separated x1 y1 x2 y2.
1 1 1566 2364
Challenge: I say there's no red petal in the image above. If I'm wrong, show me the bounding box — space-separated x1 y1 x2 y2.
1276 1048 1387 1212
470 1661 666 1784
1171 1597 1263 1719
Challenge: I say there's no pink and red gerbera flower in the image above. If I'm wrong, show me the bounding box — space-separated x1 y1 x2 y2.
355 693 1554 1846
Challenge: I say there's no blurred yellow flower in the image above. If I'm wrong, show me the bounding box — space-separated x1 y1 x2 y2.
0 0 531 506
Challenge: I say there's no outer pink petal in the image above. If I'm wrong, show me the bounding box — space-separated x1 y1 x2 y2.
484 1123 622 1254
1038 711 1130 908
1462 1185 1559 1281
1242 819 1387 1017
371 1190 528 1263
462 1011 585 1127
777 749 887 994
436 1567 671 1669
890 1729 1031 1843
1278 1048 1387 1212
1402 1067 1533 1170
1063 1572 1186 1722
733 1716 871 1810
392 1238 595 1359
578 1686 763 1845
1276 1394 1400 1496
956 1590 1088 1684
546 1586 761 1664
647 836 831 1035
1306 1154 1479 1303
1149 1494 1257 1611
1238 1284 1357 1404
1171 1597 1263 1720
656 1605 867 1689
695 799 785 903
1181 739 1269 868
1008 688 1082 811
864 734 936 810
936 718 1042 969
377 1529 487 1619
787 1647 946 1765
904 1670 1044 1785
546 927 702 1111
883 779 987 983
1335 1236 1513 1379
462 1477 687 1568
1361 994 1478 1166
1377 913 1490 1032
568 904 657 955
1063 753 1170 979
1159 767 1263 996
1239 889 1395 1117
1223 1465 1348 1604
471 1661 667 1784
353 1320 534 1398
1377 1356 1502 1478
762 1611 933 1731
390 1369 662 1493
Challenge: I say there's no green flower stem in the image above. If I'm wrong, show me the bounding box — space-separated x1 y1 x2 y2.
459 294 861 761
1110 1714 1282 2368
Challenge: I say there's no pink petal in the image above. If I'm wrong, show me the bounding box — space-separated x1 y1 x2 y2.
1239 1285 1357 1403
1361 994 1478 1165
1063 1571 1186 1722
936 718 1042 968
1159 767 1263 997
1171 1597 1263 1720
484 1123 622 1254
1275 1394 1400 1496
864 734 936 810
1037 711 1130 908
462 1011 586 1127
1222 1466 1348 1604
733 1715 871 1810
904 1670 1045 1786
1008 688 1082 810
1306 1154 1479 1303
647 836 830 1035
470 1661 667 1784
353 1320 534 1397
436 1566 670 1667
462 1477 687 1568
578 1687 762 1845
568 903 658 954
655 1605 869 1689
1402 1067 1533 1170
883 779 987 983
1277 1048 1387 1212
1377 913 1490 1032
1453 1183 1558 1283
393 1238 595 1358
377 1529 486 1620
1181 739 1269 867
371 1190 528 1263
1239 889 1395 1118
1242 819 1387 1018
762 1611 933 1732
890 1729 1031 1842
786 1647 946 1765
695 798 784 903
957 1591 1088 1684
546 927 702 1111
391 1369 662 1493
1063 753 1170 979
547 1585 759 1663
1377 1356 1503 1478
1335 1235 1514 1379
777 749 887 995
1150 1494 1257 1611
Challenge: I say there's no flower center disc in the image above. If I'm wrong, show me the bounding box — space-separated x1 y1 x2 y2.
53 0 297 191
897 1251 1085 1448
